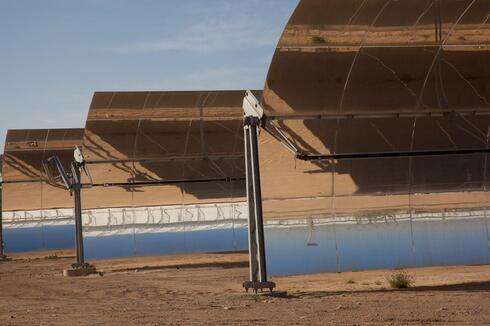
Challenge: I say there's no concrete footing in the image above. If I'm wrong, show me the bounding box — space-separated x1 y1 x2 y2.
63 265 97 277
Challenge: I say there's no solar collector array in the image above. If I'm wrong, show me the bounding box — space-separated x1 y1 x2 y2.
81 90 261 210
260 0 490 220
2 129 84 212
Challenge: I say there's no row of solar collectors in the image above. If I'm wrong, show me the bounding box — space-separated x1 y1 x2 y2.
266 0 490 217
0 91 252 254
261 0 490 218
264 0 490 117
2 91 489 221
3 0 490 258
262 0 490 275
2 128 84 212
3 92 490 205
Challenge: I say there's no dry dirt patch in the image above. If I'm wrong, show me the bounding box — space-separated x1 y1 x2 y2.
1 251 489 325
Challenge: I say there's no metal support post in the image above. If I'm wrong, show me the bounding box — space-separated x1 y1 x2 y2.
63 161 96 277
244 125 259 283
42 148 96 275
72 164 86 268
249 118 268 282
242 114 276 293
0 180 7 261
0 213 5 260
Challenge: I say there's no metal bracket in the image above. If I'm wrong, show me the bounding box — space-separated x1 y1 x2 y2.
43 156 71 190
243 90 264 120
242 90 276 293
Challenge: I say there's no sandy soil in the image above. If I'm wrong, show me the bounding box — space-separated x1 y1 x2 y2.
1 250 490 325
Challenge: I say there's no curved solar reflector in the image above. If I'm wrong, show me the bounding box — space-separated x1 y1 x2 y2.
81 90 261 210
2 129 83 212
260 0 490 220
80 91 262 258
265 0 490 118
1 129 83 252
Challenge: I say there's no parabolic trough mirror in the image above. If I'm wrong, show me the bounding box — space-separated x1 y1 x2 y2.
260 0 490 275
2 0 490 278
80 91 261 259
1 128 84 252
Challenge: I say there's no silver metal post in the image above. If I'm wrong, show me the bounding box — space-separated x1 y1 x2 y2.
244 125 259 282
248 120 268 282
42 151 95 276
73 165 85 267
0 212 4 259
63 161 95 276
241 90 276 293
242 116 276 293
0 180 6 260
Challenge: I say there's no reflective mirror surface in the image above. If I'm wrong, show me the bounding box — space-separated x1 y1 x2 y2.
264 0 490 117
81 91 260 258
261 0 490 219
2 129 84 252
259 0 490 274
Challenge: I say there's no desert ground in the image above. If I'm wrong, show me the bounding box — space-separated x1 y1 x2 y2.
1 250 490 325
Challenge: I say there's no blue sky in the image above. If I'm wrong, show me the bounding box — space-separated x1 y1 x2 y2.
0 0 298 152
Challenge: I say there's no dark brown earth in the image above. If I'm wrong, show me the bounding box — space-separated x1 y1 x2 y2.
1 250 489 325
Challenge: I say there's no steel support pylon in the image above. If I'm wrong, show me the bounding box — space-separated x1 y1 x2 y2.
63 162 96 276
0 181 7 261
242 116 276 293
73 164 86 268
